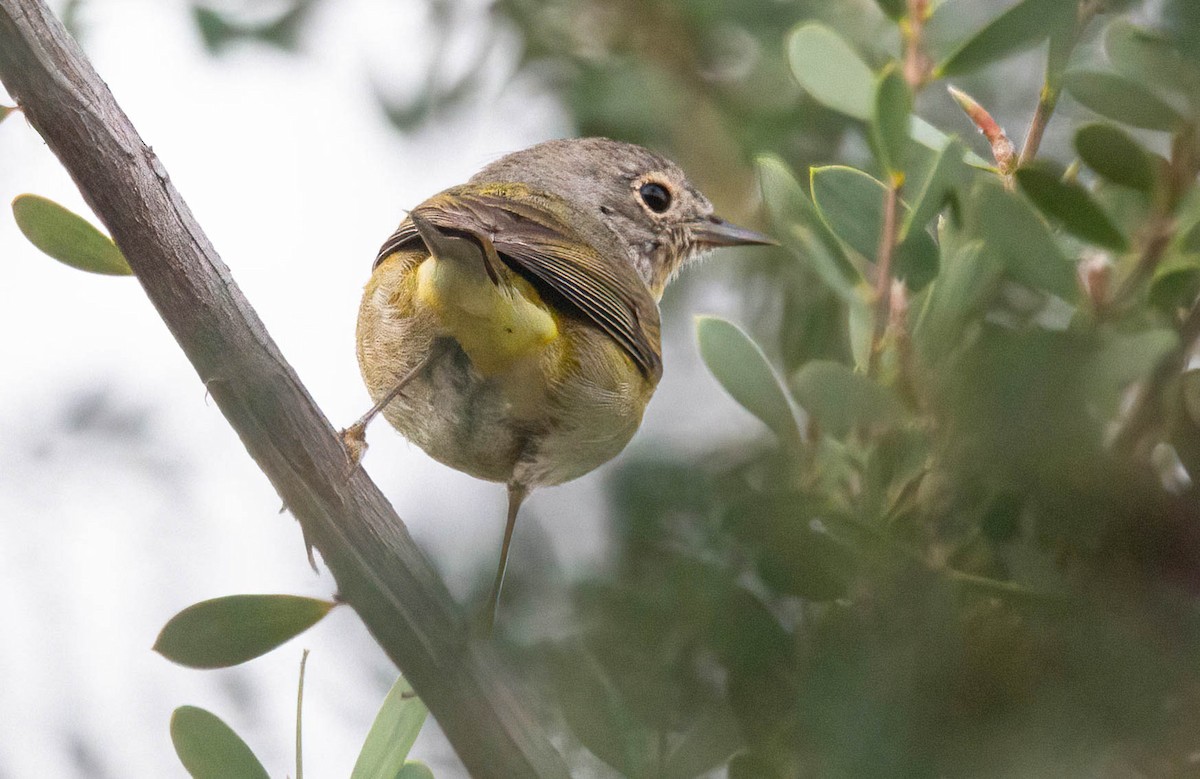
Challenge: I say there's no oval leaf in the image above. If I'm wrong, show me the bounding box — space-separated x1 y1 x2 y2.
1104 19 1200 104
1074 123 1156 193
551 643 655 778
1164 0 1200 64
938 0 1074 77
154 594 335 669
1016 164 1128 250
1086 329 1178 400
397 763 436 779
696 316 801 448
873 0 905 20
790 360 904 438
171 706 270 779
787 23 874 120
873 64 912 180
12 194 132 275
1150 255 1200 311
901 137 968 241
351 676 429 779
661 706 743 779
915 241 1004 363
1063 70 1184 131
810 165 940 290
967 180 1076 299
755 155 858 299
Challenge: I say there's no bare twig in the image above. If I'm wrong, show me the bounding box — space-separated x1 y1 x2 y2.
869 185 903 376
1017 85 1059 168
1110 125 1200 457
0 2 568 776
1111 296 1200 458
902 0 932 90
296 649 309 779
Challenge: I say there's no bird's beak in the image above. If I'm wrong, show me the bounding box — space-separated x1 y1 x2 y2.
689 216 778 248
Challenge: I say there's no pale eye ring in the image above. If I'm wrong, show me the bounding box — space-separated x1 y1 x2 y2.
639 182 672 213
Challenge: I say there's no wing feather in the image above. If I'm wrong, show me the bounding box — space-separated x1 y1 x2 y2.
373 185 662 381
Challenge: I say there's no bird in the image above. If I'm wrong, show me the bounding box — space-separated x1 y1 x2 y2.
344 137 774 633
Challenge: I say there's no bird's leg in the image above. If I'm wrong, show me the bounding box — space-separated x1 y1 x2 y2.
340 345 439 469
481 481 528 637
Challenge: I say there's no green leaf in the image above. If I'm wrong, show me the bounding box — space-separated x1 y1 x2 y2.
661 706 743 779
1016 164 1128 251
847 290 873 372
1150 255 1200 311
1074 123 1156 193
397 763 436 779
937 0 1074 77
873 64 912 180
1104 19 1200 106
787 23 875 120
901 137 968 241
914 241 1003 362
170 706 270 779
552 643 655 779
350 676 429 779
757 516 856 601
790 360 905 438
1086 329 1178 402
697 317 801 448
1164 0 1200 64
873 0 902 20
872 0 905 20
810 165 940 290
784 22 992 166
1183 370 1200 428
1063 70 1185 131
967 180 1076 299
153 594 335 669
756 155 858 299
12 194 132 276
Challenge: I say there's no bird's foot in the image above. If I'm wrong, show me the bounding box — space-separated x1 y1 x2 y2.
339 422 368 478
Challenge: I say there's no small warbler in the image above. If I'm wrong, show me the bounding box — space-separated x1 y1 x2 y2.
345 138 773 632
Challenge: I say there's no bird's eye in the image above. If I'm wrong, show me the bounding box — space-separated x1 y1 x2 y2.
639 182 672 213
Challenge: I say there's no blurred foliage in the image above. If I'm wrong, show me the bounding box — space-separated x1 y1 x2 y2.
186 0 1200 775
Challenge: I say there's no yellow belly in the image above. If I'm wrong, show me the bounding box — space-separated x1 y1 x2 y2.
356 250 658 488
414 253 558 376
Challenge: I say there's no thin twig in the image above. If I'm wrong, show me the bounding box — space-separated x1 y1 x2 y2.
869 185 902 376
296 649 309 779
902 0 932 90
1111 296 1200 458
1017 85 1059 168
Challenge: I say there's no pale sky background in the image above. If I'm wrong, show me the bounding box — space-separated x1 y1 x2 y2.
0 1 760 776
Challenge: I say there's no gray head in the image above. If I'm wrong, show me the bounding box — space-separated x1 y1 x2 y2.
471 137 773 297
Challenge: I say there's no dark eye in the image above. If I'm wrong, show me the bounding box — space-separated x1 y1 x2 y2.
639 182 672 213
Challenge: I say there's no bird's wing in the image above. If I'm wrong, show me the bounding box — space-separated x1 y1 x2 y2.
374 185 663 381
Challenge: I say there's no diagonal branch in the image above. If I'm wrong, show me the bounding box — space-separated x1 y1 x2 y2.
0 1 568 776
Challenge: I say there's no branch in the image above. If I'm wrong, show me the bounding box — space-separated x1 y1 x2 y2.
869 184 902 376
1110 295 1200 458
0 2 568 777
1016 84 1059 168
